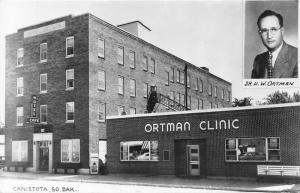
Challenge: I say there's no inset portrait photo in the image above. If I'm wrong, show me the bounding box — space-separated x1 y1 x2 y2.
243 0 298 88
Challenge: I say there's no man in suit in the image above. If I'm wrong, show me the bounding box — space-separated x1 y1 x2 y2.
251 10 298 79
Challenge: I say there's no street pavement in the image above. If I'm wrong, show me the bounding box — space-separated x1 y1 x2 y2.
0 171 299 192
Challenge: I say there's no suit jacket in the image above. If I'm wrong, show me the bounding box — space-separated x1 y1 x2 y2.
251 42 298 78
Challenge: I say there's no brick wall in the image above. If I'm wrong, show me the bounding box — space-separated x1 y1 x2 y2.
107 105 300 177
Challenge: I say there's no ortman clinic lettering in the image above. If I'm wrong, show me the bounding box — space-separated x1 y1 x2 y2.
144 119 239 133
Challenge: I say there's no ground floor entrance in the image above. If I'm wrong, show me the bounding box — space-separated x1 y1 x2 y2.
33 133 53 173
38 141 49 171
175 139 206 177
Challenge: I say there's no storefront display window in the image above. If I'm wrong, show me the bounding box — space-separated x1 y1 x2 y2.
225 137 280 162
120 141 158 161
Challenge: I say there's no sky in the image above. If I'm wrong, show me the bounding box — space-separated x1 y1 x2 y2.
0 0 299 123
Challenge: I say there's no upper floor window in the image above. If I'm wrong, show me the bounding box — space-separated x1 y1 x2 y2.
12 141 28 162
221 89 225 100
180 71 185 84
17 77 24 96
98 70 106 91
187 95 191 109
129 51 135 69
208 84 212 96
17 48 24 67
98 102 106 122
130 79 136 97
66 69 74 90
66 102 74 122
117 105 125 116
149 59 155 74
195 78 199 91
170 68 174 83
143 83 148 98
66 37 74 57
40 105 47 124
187 74 190 88
198 99 204 110
40 73 47 93
142 56 148 71
117 46 124 65
61 139 80 163
227 91 231 101
118 76 124 95
165 71 169 86
176 69 180 83
16 107 23 126
199 79 203 92
40 43 47 62
214 86 217 98
129 107 136 115
98 38 105 58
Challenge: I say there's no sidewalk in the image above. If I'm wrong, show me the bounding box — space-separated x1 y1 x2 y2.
0 171 299 192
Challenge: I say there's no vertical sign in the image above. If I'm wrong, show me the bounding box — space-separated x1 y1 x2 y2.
31 95 37 117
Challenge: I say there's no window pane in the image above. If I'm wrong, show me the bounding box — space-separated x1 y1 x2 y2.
120 141 158 161
72 139 80 162
130 79 136 97
17 77 23 95
150 59 155 73
118 77 124 95
66 37 74 56
143 56 148 71
98 103 106 122
40 74 47 92
61 140 70 162
117 47 124 64
40 105 47 123
143 83 148 98
40 43 47 61
98 70 105 90
17 107 23 125
129 51 135 68
98 39 105 58
66 69 74 89
17 48 24 66
238 138 266 161
66 102 74 121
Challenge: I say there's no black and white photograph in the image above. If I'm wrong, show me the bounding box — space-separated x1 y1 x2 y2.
0 0 299 193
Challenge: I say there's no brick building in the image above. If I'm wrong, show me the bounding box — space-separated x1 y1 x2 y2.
106 103 300 178
5 13 231 173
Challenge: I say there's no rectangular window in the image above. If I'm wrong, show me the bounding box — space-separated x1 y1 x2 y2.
17 48 24 67
225 138 280 162
227 91 231 101
40 43 47 62
40 73 47 93
98 102 106 122
165 71 169 86
187 74 190 88
149 59 155 74
143 83 148 98
199 99 204 109
180 71 185 84
118 76 124 95
130 79 136 97
66 102 74 122
16 107 23 126
129 51 135 69
208 84 212 96
187 95 191 109
120 141 158 161
163 150 170 161
129 107 136 115
66 69 74 90
117 46 124 65
17 77 24 96
98 38 105 58
170 68 174 83
66 37 74 57
195 78 199 91
61 139 80 163
221 89 225 100
98 70 106 91
143 56 148 71
117 105 125 116
176 69 180 83
12 141 28 162
199 79 203 92
176 92 180 104
40 105 47 123
214 86 218 98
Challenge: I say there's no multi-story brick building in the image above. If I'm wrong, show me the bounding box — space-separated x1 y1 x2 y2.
5 13 231 173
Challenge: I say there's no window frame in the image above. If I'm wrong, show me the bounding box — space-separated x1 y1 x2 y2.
120 141 159 162
40 42 47 62
40 104 47 124
16 106 23 126
208 84 212 96
129 50 135 69
118 76 124 95
98 70 106 91
143 56 148 71
66 36 74 58
143 83 148 98
66 102 74 123
117 46 124 65
12 140 28 162
98 38 105 58
40 73 47 94
17 48 24 67
130 79 136 97
66 69 74 90
149 58 155 74
61 139 80 163
98 102 106 122
170 68 174 83
16 77 24 97
187 74 190 88
165 71 169 86
163 150 170 161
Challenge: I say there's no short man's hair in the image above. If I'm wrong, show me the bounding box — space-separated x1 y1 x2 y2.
257 10 283 29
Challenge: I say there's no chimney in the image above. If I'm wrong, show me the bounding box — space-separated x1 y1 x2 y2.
201 67 209 72
117 21 151 40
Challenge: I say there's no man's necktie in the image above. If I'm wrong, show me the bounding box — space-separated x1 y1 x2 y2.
267 52 273 78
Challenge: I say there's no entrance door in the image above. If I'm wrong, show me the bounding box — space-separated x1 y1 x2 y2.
39 141 49 171
187 145 200 176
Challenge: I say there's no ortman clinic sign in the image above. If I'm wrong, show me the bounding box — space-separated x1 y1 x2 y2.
144 119 239 133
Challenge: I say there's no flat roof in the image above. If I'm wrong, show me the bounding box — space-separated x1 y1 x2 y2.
107 102 300 120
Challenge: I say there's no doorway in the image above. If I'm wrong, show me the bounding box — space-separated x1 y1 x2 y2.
39 141 49 171
187 145 200 176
